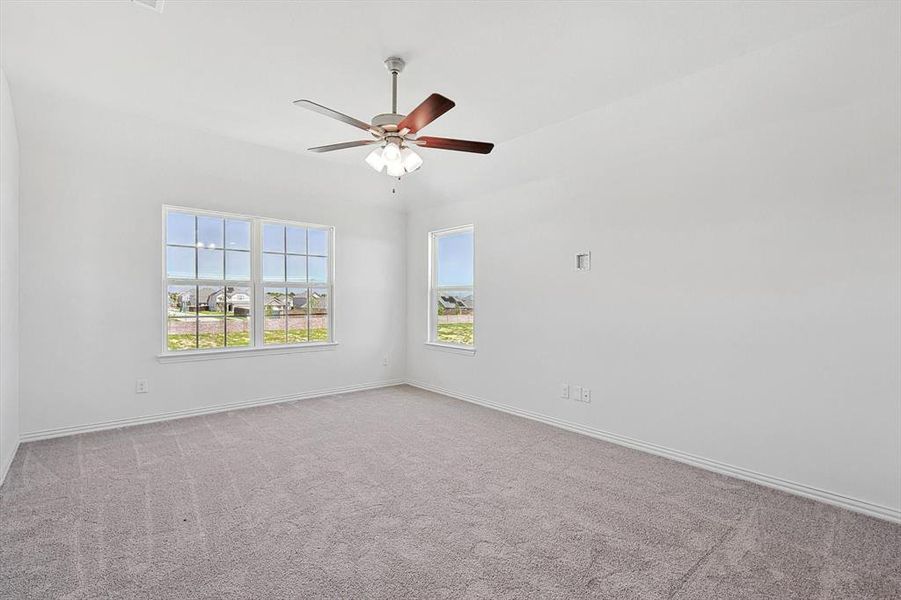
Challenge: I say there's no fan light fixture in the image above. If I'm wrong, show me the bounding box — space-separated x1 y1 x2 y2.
292 57 494 180
365 141 423 176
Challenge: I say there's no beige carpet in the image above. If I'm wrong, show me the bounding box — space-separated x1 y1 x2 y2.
1 385 898 599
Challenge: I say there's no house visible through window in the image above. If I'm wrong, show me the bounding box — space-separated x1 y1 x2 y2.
429 225 474 347
164 207 333 353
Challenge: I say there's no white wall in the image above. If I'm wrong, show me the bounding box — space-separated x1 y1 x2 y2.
405 6 901 515
15 84 406 436
0 68 20 482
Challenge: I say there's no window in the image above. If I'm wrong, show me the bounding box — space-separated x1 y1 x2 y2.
260 222 330 345
429 225 474 347
163 207 333 354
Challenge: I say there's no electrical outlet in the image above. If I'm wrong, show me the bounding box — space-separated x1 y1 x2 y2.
571 385 582 401
382 356 389 367
581 387 591 403
135 379 149 394
560 384 570 399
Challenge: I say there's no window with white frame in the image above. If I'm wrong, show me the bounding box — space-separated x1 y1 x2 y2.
163 207 333 353
429 225 474 347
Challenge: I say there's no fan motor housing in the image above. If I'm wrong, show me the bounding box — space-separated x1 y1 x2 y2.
371 113 405 131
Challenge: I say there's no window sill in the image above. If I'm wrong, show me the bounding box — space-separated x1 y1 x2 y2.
424 342 476 356
158 342 339 363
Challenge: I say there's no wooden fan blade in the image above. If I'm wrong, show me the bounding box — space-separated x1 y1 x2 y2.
397 94 455 134
414 136 494 154
308 140 382 153
293 99 380 133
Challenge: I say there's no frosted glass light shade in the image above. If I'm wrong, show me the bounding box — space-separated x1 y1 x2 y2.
382 142 401 163
386 160 405 177
401 147 423 172
365 148 385 172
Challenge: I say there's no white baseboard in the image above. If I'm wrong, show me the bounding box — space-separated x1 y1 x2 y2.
406 380 901 524
14 377 900 524
0 440 20 487
19 379 405 443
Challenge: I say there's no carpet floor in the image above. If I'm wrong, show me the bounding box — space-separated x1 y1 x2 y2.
0 385 898 599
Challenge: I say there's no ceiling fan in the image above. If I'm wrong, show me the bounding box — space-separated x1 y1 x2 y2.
293 57 494 178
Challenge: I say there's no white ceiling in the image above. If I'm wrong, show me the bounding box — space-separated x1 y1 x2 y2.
0 0 876 205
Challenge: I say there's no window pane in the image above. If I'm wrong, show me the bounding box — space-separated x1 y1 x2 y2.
167 285 197 316
167 285 196 351
437 230 473 286
225 286 251 347
307 229 329 256
225 219 250 251
167 317 196 351
167 212 195 246
264 287 287 345
166 246 195 278
286 255 307 283
262 253 285 282
287 289 308 343
226 250 250 280
263 224 284 253
286 227 306 254
198 285 224 315
197 248 224 280
198 317 225 349
308 229 328 256
198 285 225 349
197 216 224 249
309 288 329 341
436 290 474 346
308 256 328 284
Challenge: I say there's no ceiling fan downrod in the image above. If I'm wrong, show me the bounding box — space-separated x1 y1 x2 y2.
384 57 405 115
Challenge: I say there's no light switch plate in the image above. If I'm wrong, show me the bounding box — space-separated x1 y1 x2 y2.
560 384 570 399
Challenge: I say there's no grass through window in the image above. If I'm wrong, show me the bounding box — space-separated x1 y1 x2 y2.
437 323 473 345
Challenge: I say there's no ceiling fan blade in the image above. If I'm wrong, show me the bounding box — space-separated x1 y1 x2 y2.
397 94 455 134
293 99 380 134
308 140 383 153
413 136 494 154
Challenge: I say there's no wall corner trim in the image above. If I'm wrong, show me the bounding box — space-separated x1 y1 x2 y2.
404 380 901 524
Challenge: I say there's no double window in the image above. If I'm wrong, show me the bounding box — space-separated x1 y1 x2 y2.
429 225 474 348
163 207 333 353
